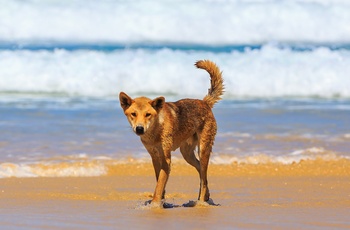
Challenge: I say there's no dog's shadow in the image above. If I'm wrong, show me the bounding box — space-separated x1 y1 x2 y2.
181 198 220 208
142 198 220 209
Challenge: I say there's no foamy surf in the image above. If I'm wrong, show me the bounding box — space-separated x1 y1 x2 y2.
0 162 107 178
1 46 350 99
1 0 350 44
211 147 349 165
1 150 349 178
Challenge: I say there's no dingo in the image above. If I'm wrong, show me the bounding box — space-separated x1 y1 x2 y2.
119 60 224 207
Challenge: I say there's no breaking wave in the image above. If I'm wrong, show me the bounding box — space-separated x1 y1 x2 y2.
1 45 350 99
1 149 349 178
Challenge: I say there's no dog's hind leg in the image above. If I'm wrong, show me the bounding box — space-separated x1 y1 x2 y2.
197 124 216 202
180 135 200 173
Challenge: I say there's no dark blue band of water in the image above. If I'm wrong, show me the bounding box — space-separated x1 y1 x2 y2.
0 42 260 53
1 42 350 53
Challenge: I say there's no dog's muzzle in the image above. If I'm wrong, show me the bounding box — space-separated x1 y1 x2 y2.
135 126 145 135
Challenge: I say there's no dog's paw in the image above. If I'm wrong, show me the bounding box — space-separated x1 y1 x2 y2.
143 200 163 209
182 200 197 207
141 200 179 209
182 198 220 207
206 198 220 206
163 202 180 209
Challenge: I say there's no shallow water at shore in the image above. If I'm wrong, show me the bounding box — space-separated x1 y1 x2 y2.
1 98 350 177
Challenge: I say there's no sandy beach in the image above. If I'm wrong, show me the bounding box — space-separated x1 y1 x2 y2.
1 160 349 229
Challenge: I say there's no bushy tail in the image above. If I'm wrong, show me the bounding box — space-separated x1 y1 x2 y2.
195 60 224 108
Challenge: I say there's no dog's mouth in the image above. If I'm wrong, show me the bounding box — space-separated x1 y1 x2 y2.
135 126 145 135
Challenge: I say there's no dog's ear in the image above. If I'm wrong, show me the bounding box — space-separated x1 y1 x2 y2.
119 92 133 111
150 96 165 112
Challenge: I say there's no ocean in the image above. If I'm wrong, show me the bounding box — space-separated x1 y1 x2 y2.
1 0 350 177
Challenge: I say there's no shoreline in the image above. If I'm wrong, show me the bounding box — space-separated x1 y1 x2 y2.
107 158 350 177
1 162 349 204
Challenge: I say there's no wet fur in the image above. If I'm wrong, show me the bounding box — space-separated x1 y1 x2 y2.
119 60 224 207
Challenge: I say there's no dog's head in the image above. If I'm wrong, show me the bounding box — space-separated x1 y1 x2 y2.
119 92 164 136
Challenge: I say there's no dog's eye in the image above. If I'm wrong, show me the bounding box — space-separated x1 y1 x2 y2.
145 113 151 117
131 112 137 117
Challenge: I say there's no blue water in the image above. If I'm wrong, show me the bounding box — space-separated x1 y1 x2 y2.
1 97 349 165
2 42 350 53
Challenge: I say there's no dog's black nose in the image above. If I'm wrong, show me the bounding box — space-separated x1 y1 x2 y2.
135 126 144 135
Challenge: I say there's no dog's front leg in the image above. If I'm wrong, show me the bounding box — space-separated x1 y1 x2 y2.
151 148 171 207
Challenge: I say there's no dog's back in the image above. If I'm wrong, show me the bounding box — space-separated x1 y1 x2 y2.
158 60 224 151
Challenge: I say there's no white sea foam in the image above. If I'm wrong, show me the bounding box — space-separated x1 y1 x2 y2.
1 1 350 100
1 0 350 44
0 163 37 178
0 46 350 99
0 162 107 178
0 149 348 178
211 147 348 165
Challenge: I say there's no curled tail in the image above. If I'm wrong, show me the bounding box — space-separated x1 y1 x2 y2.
195 60 224 108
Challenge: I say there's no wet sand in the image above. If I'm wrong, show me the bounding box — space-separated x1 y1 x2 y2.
1 161 350 229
